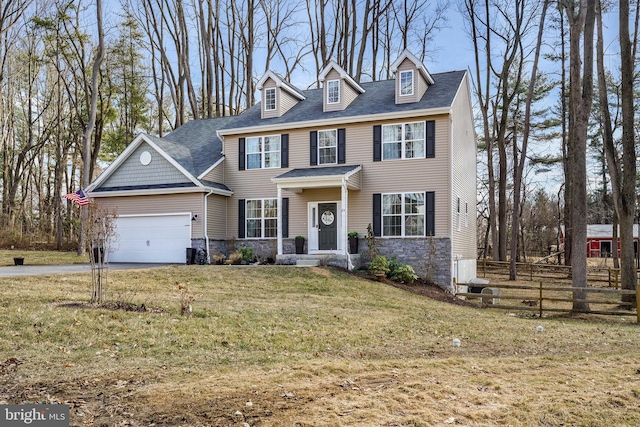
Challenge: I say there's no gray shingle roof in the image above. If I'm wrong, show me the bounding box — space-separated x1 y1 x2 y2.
273 165 361 180
222 70 466 131
150 116 236 177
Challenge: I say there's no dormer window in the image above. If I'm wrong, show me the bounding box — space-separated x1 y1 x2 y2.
264 88 276 111
327 80 340 104
400 70 414 96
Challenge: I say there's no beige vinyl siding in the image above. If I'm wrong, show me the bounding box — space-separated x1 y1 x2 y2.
343 82 359 108
223 115 451 239
96 193 204 238
279 90 299 116
206 194 227 239
101 142 189 188
201 163 223 183
449 73 477 259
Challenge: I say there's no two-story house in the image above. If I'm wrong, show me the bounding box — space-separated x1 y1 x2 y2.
87 50 476 292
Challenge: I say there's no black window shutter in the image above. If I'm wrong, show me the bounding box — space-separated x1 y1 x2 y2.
281 134 289 168
282 197 289 238
239 138 246 170
310 131 318 166
373 125 381 161
238 199 246 238
426 191 435 236
426 120 435 158
373 193 382 237
337 128 346 164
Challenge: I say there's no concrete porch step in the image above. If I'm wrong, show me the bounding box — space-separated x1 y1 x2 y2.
296 259 320 267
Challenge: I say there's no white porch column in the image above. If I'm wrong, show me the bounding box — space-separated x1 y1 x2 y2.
341 177 348 254
277 185 283 255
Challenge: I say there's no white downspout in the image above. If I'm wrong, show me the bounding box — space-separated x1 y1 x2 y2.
277 185 283 255
204 189 213 263
342 176 353 270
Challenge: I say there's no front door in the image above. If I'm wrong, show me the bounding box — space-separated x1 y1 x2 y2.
318 203 338 250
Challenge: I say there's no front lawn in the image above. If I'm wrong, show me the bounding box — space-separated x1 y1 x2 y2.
1 265 638 426
0 249 86 266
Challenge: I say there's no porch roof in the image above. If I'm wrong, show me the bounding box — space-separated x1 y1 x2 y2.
271 165 361 192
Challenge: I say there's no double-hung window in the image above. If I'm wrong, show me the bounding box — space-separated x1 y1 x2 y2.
400 70 414 96
318 130 337 165
246 199 277 238
246 135 281 169
382 192 425 237
264 88 276 111
327 80 340 104
382 122 425 160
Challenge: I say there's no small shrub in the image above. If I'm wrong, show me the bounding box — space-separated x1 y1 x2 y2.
212 253 226 265
369 255 390 276
347 231 358 238
238 247 255 263
387 256 418 284
228 251 243 265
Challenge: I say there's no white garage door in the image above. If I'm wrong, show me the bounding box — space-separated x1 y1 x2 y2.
110 214 192 263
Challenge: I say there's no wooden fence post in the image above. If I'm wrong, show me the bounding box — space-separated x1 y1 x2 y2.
615 270 619 290
539 281 543 318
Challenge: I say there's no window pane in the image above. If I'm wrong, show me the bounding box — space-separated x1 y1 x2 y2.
406 140 425 158
383 142 401 160
404 193 424 214
264 152 280 168
264 136 280 151
246 137 261 153
264 219 277 238
383 194 402 215
383 216 402 236
400 71 413 95
247 219 262 238
263 199 277 218
328 80 339 103
247 153 261 169
246 200 262 218
318 130 336 147
405 215 424 236
383 124 402 142
319 147 336 164
265 88 276 110
406 122 424 139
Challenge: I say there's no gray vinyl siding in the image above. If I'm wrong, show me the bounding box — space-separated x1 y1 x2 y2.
279 90 299 116
450 73 477 260
201 163 224 183
343 82 359 108
96 193 204 239
223 115 451 240
100 142 189 189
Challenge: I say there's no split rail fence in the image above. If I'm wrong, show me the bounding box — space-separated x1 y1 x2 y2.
460 260 639 321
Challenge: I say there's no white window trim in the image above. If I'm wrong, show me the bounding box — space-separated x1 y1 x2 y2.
381 121 426 161
246 135 281 170
318 129 338 165
264 87 276 111
381 192 425 237
327 79 340 104
400 70 414 96
245 198 278 239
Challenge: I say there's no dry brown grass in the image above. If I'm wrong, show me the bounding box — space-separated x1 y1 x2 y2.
1 265 639 426
0 249 85 266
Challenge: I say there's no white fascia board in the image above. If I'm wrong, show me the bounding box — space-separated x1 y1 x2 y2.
218 107 452 136
197 156 225 180
257 70 306 101
88 186 233 198
319 61 365 94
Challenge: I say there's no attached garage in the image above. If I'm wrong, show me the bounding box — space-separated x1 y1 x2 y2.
109 213 192 263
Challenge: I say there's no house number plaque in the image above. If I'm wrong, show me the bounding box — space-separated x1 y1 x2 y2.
321 211 335 225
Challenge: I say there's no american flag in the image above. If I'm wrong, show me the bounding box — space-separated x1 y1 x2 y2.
63 189 90 206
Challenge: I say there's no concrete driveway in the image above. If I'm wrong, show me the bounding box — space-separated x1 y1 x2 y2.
0 263 172 277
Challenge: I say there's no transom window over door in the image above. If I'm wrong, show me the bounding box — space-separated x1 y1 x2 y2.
382 122 425 160
318 130 337 164
400 70 414 95
246 135 281 169
246 199 277 238
382 192 425 236
327 80 340 104
264 88 276 111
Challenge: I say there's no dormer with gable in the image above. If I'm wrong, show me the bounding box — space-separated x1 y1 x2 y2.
318 61 365 112
390 50 435 105
256 71 306 119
